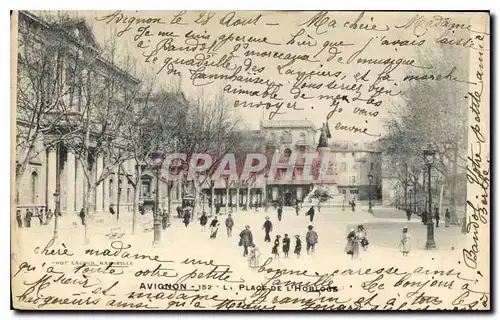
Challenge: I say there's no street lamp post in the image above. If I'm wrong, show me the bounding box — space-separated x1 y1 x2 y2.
53 141 61 240
424 145 436 249
264 174 269 213
368 172 373 213
117 186 122 221
408 188 412 215
53 191 60 239
151 150 164 247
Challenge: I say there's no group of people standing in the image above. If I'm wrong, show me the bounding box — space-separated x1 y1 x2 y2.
344 224 369 259
16 208 57 228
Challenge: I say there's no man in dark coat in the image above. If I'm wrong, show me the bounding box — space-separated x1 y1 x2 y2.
239 225 253 257
225 213 234 237
277 206 283 221
200 211 208 232
306 206 315 223
421 210 428 225
16 209 22 228
406 208 412 221
109 206 115 215
306 225 319 255
24 209 32 228
263 216 273 242
79 208 86 226
176 206 182 218
434 207 440 228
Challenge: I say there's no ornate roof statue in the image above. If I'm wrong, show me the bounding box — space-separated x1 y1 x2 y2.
317 121 331 149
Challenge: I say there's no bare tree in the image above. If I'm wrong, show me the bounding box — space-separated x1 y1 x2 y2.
382 46 468 221
119 87 188 233
15 11 82 187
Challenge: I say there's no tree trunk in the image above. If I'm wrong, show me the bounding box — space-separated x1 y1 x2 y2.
167 183 172 219
438 178 445 216
225 184 229 214
210 183 215 216
236 184 240 212
132 184 139 234
247 187 251 209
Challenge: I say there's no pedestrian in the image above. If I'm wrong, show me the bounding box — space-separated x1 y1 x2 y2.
255 202 260 213
277 206 283 221
247 243 260 268
199 211 208 232
294 235 302 258
16 209 23 228
176 206 182 218
406 208 412 221
306 225 319 255
351 199 356 212
357 224 369 251
445 208 451 228
183 209 191 227
345 228 359 259
263 216 273 242
225 213 234 237
317 201 321 213
38 208 44 226
421 210 428 225
162 209 169 229
272 235 281 259
295 202 300 216
79 208 86 226
209 215 220 239
306 206 315 223
399 227 411 256
434 207 440 228
282 234 290 258
239 225 253 257
45 209 53 225
215 203 221 215
139 204 145 215
24 209 32 228
109 206 115 216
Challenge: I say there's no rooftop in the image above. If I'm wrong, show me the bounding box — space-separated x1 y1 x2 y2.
261 119 316 129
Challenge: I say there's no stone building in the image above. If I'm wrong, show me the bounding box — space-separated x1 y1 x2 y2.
15 11 139 215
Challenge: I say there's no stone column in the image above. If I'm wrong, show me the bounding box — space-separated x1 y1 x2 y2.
65 151 76 214
46 146 57 211
103 159 110 212
95 156 104 213
75 158 85 211
112 171 119 207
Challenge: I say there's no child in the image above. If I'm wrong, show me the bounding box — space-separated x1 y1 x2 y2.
399 227 411 256
282 234 290 258
294 235 302 258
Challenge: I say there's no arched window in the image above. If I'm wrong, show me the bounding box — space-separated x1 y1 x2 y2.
30 172 38 204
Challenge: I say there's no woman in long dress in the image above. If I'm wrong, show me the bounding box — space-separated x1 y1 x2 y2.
272 235 281 259
294 235 302 258
399 227 411 256
345 229 359 259
247 243 260 267
209 216 220 239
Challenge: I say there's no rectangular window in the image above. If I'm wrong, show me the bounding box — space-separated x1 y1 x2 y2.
351 176 356 184
350 189 359 194
341 162 347 172
341 189 346 194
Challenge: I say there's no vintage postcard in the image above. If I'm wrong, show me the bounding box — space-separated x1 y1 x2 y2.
10 10 490 310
